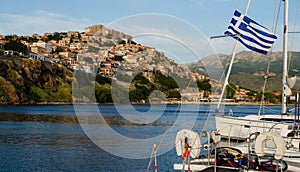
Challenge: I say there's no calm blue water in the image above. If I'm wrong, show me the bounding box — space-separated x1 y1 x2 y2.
0 104 287 171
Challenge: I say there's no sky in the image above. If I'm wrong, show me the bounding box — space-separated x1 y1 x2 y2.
1 0 300 63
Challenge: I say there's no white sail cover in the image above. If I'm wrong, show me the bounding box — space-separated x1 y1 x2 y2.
287 76 300 90
175 129 201 158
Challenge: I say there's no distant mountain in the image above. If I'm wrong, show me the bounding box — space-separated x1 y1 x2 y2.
186 51 300 92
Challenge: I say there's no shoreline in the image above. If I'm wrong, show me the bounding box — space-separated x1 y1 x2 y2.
0 101 288 106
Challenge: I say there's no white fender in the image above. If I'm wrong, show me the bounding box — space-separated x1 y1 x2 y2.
175 129 201 158
254 132 286 160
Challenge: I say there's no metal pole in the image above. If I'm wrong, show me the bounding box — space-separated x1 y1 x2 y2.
207 132 211 166
295 94 297 124
282 0 289 115
217 0 252 110
154 144 158 172
296 93 300 126
214 143 217 172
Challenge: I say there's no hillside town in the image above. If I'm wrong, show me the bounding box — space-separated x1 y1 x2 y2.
0 25 276 104
0 25 185 76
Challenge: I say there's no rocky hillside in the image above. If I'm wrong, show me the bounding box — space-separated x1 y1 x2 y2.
187 51 300 92
0 58 73 104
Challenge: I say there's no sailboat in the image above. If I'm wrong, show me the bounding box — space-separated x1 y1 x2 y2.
171 1 300 171
214 0 300 149
173 129 295 172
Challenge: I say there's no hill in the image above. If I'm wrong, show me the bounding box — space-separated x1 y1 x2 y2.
0 58 73 104
187 51 300 92
0 25 199 104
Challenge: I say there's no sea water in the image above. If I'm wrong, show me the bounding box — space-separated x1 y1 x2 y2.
0 104 285 171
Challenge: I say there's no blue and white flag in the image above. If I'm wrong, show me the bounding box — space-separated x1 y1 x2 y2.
225 10 277 55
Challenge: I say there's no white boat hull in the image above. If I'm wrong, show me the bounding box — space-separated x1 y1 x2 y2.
215 115 300 143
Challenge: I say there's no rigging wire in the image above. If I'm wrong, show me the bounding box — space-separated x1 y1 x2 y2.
287 0 300 75
148 37 214 171
258 0 282 117
152 0 252 168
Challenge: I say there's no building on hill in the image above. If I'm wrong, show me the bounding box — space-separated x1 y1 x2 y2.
0 40 7 48
181 88 204 102
69 63 79 70
31 46 45 54
191 72 210 81
58 38 71 47
48 40 57 45
70 43 82 51
273 91 281 97
20 40 30 47
32 41 52 53
41 52 53 61
4 50 16 56
85 25 106 35
53 45 68 52
67 31 80 38
99 66 115 76
59 51 76 59
28 52 45 61
81 65 96 74
80 33 93 43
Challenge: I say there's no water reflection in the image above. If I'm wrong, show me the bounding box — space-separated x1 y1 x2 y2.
0 112 78 123
0 111 181 127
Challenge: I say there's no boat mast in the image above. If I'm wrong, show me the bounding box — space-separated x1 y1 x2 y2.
216 0 252 111
282 0 288 115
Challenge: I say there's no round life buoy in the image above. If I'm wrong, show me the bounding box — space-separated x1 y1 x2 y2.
175 129 201 158
254 132 286 160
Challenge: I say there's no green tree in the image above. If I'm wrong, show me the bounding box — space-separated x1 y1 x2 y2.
196 79 211 98
128 73 156 103
129 85 152 103
96 74 112 85
112 55 124 61
118 40 126 44
226 83 236 99
55 46 64 53
247 90 256 97
4 40 28 54
155 71 178 91
48 32 64 42
197 79 211 91
133 72 150 85
4 35 18 41
256 92 263 101
95 83 112 103
167 90 181 99
264 92 278 103
27 37 39 43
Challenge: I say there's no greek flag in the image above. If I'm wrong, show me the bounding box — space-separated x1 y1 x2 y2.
225 10 277 55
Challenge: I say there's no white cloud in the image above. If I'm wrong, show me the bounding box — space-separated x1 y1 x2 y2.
108 13 224 63
0 10 94 35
